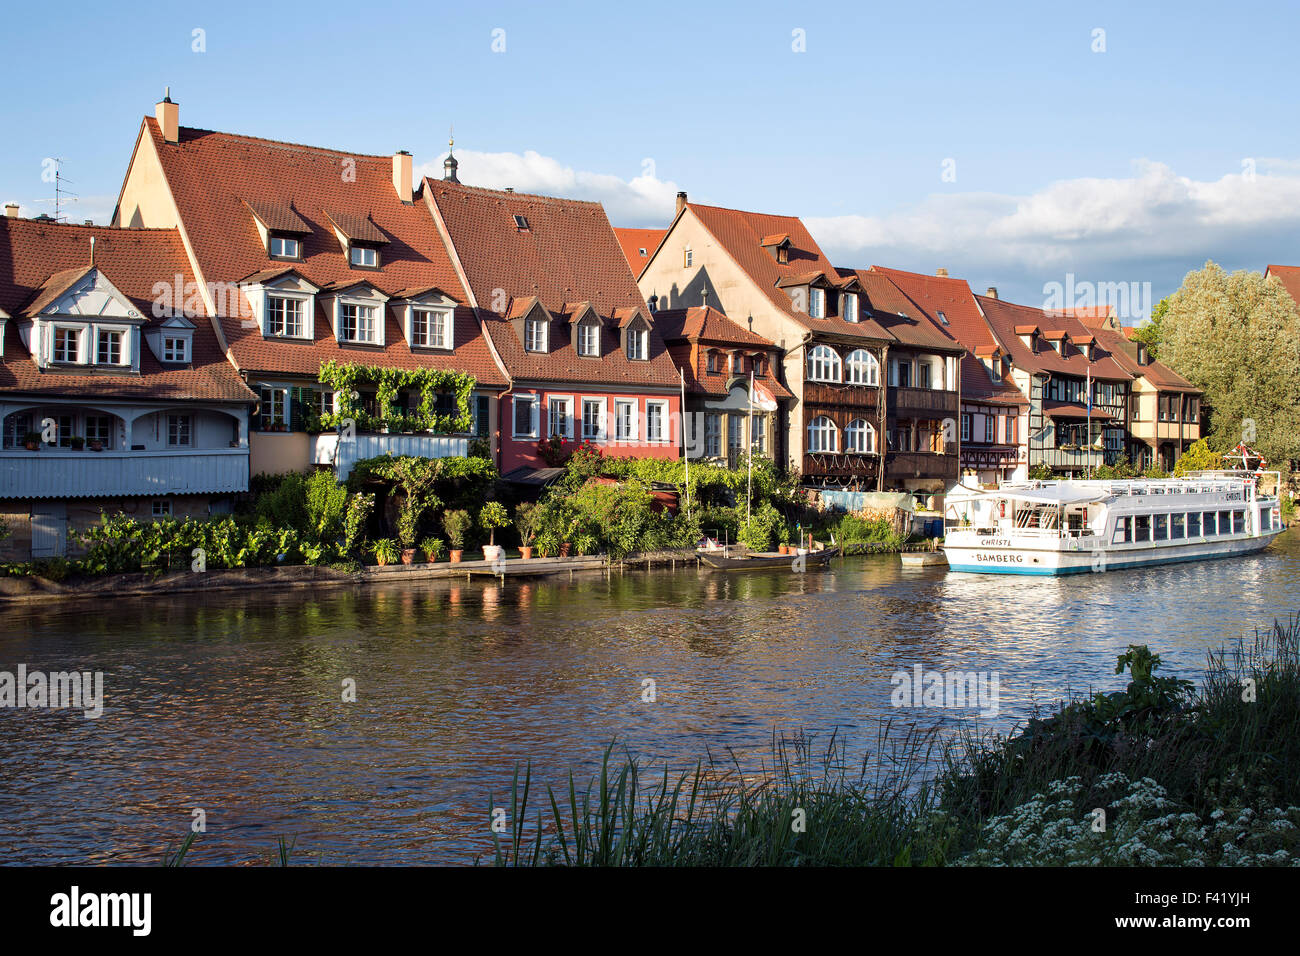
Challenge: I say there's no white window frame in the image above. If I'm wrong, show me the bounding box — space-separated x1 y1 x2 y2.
411 307 453 350
645 400 669 443
259 384 290 429
52 325 82 364
626 327 647 361
961 414 971 443
614 399 638 442
511 394 540 439
806 344 842 383
578 320 600 357
808 415 839 454
96 328 123 366
704 412 721 457
340 302 380 345
845 348 878 385
845 418 876 454
809 287 825 319
266 294 308 339
547 395 574 439
581 397 606 441
269 235 300 259
525 317 548 352
842 292 858 322
162 334 190 363
683 247 693 268
350 245 379 268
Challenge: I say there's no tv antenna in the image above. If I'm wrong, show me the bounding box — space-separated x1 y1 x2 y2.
35 158 79 222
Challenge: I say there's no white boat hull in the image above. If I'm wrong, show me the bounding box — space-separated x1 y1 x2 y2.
946 530 1283 575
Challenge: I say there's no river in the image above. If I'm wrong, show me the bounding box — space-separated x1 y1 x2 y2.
2 532 1297 865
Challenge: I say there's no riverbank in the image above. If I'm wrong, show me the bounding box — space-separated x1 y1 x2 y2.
490 616 1300 866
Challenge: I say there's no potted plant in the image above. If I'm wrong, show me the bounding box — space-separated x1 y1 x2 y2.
479 502 509 563
396 506 419 565
443 509 471 563
70 435 85 450
419 536 446 564
89 439 104 452
514 502 537 560
371 537 399 567
24 431 42 451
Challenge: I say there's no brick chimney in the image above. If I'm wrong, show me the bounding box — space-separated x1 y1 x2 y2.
935 268 949 277
4 203 18 218
676 191 687 215
986 286 998 299
392 150 413 202
155 88 179 144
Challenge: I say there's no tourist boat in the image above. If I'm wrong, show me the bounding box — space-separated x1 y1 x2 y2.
697 545 839 571
943 471 1284 575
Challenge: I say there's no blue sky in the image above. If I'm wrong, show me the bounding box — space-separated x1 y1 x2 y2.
5 0 1300 312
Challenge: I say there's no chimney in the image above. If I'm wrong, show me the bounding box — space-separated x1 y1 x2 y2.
676 191 687 215
985 286 998 299
935 268 949 277
392 150 413 202
4 203 18 218
155 88 179 144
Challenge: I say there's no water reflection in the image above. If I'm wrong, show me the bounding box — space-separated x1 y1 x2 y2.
1 532 1296 865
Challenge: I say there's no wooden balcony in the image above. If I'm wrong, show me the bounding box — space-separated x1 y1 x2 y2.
0 448 250 499
886 451 959 482
889 386 959 415
803 381 879 410
802 451 880 482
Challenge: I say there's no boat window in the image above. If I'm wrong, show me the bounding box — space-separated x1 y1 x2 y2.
1171 514 1185 539
1219 510 1231 534
1135 515 1151 540
1204 511 1218 535
1154 514 1169 541
1188 512 1201 536
1233 511 1245 534
1112 517 1129 544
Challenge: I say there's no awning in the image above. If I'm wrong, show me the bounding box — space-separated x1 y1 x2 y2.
502 466 566 488
947 482 1106 506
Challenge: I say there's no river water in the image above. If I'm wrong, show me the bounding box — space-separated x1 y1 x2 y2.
2 532 1297 865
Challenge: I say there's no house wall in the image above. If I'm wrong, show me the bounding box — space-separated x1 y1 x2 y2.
502 389 681 474
0 494 229 561
250 431 311 476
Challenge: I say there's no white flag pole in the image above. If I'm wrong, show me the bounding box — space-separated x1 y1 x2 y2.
747 369 754 528
681 367 690 517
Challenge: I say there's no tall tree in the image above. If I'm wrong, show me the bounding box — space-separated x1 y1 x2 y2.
1160 261 1300 471
1131 296 1169 358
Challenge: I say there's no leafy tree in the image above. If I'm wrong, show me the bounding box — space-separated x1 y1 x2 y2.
1159 262 1300 472
1130 296 1169 359
1172 438 1222 477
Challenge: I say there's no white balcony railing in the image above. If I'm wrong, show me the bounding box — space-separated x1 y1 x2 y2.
310 433 469 481
0 447 250 499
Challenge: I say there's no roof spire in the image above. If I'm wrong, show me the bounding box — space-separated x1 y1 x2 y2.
701 286 709 308
443 126 460 183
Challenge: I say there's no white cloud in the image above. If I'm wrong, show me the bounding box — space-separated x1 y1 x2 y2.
415 150 681 225
805 159 1300 305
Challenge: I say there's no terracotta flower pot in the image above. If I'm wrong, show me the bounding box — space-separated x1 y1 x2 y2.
449 549 463 564
376 555 391 567
25 442 38 451
400 548 417 565
520 546 533 560
559 542 571 557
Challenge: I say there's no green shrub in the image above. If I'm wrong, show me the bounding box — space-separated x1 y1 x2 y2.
370 537 399 564
419 536 446 563
480 502 509 546
443 509 472 551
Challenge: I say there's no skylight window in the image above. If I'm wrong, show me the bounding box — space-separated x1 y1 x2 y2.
514 215 530 230
936 311 949 325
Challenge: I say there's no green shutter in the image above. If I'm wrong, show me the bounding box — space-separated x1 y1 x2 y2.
476 396 490 439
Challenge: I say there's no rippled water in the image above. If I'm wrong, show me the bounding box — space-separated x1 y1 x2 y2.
2 532 1297 865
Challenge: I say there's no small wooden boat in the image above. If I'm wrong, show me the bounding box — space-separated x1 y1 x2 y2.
697 546 839 571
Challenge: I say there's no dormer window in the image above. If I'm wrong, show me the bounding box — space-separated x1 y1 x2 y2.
162 334 191 363
267 295 306 337
1137 344 1149 365
776 246 790 265
809 287 825 319
53 327 81 363
269 235 301 260
350 245 379 269
411 308 453 349
340 303 379 344
843 292 858 321
627 326 648 360
525 316 548 352
577 320 600 357
96 329 123 365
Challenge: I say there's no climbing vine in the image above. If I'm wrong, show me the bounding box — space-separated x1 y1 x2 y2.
313 360 477 434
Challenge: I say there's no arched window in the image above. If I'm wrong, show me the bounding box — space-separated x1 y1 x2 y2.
807 415 839 453
845 418 876 453
845 349 879 385
806 345 841 383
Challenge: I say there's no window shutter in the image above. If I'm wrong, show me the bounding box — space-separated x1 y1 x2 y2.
476 396 490 438
290 386 309 432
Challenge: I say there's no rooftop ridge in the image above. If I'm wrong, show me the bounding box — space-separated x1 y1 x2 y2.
424 176 607 209
158 118 394 161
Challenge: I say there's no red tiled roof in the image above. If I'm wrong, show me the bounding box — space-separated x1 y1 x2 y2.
1084 322 1200 393
613 227 665 277
133 120 503 384
977 295 1132 382
870 266 1026 405
688 203 891 343
654 307 792 400
0 217 255 403
1266 264 1300 312
836 269 962 353
426 180 678 388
